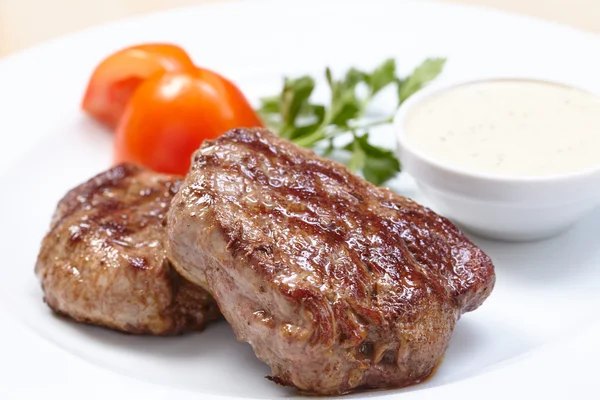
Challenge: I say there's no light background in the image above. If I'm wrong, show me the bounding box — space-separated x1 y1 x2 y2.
1 0 599 57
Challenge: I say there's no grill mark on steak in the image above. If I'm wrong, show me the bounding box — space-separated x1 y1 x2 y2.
51 164 137 228
205 140 443 318
215 139 452 317
167 128 495 394
35 163 220 335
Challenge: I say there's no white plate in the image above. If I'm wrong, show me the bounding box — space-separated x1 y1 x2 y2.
1 0 599 399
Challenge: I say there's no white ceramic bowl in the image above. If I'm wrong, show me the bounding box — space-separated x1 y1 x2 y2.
394 78 600 241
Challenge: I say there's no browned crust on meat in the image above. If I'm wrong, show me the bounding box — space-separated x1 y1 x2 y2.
167 128 495 393
35 163 220 335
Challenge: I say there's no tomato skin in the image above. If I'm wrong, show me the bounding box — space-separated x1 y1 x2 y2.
114 68 263 175
82 43 195 129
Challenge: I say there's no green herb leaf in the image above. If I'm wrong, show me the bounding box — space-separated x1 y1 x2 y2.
368 58 396 96
257 57 444 186
258 95 280 114
326 68 362 128
330 96 360 127
354 133 401 185
344 68 367 89
398 58 446 104
258 97 283 131
347 138 366 173
289 104 326 140
280 76 315 138
325 67 334 88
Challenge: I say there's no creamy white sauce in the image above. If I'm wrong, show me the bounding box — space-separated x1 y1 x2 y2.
404 79 600 177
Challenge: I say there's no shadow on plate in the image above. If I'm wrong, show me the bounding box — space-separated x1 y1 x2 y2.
53 307 534 398
62 315 255 360
54 316 287 397
390 315 535 396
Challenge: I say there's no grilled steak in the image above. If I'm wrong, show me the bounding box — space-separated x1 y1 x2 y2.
35 163 219 335
167 128 495 394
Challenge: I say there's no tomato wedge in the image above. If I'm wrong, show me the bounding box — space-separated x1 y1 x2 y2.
82 43 195 129
114 68 263 175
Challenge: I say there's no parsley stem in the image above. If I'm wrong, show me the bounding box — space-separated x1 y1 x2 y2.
356 94 373 120
292 116 394 148
294 99 335 147
350 116 394 131
292 127 327 147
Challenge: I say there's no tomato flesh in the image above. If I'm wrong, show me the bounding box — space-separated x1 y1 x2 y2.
82 43 195 129
114 68 263 175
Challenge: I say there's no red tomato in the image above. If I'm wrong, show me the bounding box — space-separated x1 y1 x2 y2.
113 68 263 175
82 43 195 129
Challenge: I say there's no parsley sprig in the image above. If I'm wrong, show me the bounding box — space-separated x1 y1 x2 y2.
258 58 445 185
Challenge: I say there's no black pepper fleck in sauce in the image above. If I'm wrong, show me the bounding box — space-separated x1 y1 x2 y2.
404 79 600 177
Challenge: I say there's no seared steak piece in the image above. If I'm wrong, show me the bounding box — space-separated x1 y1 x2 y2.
167 128 495 394
35 163 219 335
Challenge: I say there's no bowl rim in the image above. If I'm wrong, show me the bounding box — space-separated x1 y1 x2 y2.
393 76 600 184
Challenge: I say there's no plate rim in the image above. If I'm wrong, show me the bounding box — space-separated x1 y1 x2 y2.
1 1 599 399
